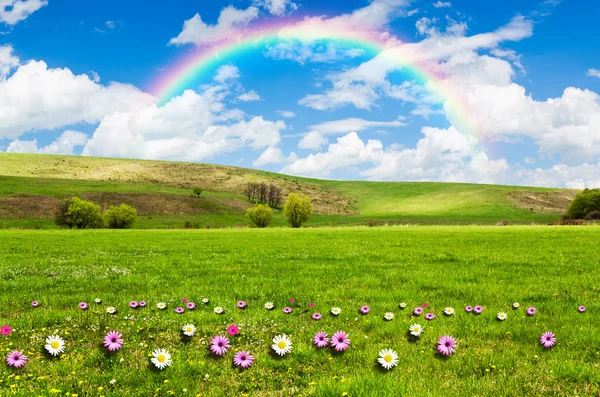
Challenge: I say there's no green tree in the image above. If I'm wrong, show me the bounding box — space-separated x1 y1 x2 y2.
56 197 104 229
283 193 313 228
567 188 600 219
193 187 203 198
246 204 273 228
104 203 138 229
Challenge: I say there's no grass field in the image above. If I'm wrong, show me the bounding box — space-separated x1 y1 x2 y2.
1 226 599 396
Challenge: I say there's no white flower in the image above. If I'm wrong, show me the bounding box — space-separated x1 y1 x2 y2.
106 306 117 314
383 312 395 321
271 334 292 356
331 307 342 316
409 323 423 336
109 379 116 385
497 312 508 321
157 302 167 310
94 298 102 304
444 307 455 316
264 302 274 310
45 335 65 356
378 348 399 370
399 302 407 309
182 324 196 337
513 302 520 308
202 298 209 304
214 306 224 314
151 349 172 370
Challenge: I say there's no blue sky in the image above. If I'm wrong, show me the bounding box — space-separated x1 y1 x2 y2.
1 0 600 187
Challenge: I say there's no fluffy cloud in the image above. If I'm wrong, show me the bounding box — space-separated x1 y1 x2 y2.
237 90 261 102
6 130 89 155
254 0 298 16
433 1 451 8
307 117 406 136
1 0 47 25
0 44 19 78
253 146 298 167
169 6 259 47
277 110 296 118
298 131 329 150
588 69 600 79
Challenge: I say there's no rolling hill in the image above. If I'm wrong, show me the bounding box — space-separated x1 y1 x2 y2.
0 153 577 228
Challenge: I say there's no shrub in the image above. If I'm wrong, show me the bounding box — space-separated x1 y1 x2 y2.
246 204 272 228
283 193 313 228
367 218 378 227
55 197 104 229
184 221 201 229
496 220 509 226
567 188 600 219
55 199 74 229
585 210 600 220
193 187 203 198
104 204 138 229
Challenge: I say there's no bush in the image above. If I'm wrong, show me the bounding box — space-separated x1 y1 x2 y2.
184 221 201 229
193 187 203 198
55 197 104 229
283 193 313 228
367 218 378 227
104 204 138 229
246 204 272 228
567 188 600 219
585 210 600 220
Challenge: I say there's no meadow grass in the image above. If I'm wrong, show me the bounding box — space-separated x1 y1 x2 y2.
1 226 599 396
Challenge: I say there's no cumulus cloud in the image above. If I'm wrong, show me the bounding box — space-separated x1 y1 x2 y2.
237 90 261 102
254 0 298 16
298 131 329 150
6 130 89 155
253 146 298 167
433 1 451 8
0 44 19 78
588 69 600 79
1 0 47 25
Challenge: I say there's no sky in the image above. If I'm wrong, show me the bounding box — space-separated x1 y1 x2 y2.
1 0 600 188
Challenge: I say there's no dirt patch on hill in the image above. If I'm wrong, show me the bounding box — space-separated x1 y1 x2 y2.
507 190 578 214
0 195 59 219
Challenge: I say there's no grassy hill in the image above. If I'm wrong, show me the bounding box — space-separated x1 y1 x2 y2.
0 153 577 228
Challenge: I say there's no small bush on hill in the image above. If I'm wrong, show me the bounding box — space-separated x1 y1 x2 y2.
184 221 201 229
567 188 600 219
246 204 272 228
367 218 378 227
193 187 203 198
283 193 313 228
104 204 138 229
55 197 104 229
585 210 600 220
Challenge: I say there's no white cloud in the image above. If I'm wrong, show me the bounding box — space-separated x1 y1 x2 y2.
298 131 328 150
254 0 298 16
0 0 47 25
307 117 406 136
169 6 259 47
265 42 366 64
277 110 296 118
0 44 19 78
214 64 240 83
7 130 89 155
433 1 451 8
253 146 298 167
237 90 261 102
588 69 600 79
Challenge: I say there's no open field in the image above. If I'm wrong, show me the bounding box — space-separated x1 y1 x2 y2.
1 226 599 396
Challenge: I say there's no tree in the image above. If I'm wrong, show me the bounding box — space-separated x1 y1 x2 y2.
283 193 313 228
193 187 203 198
246 204 272 228
104 203 138 229
55 197 104 229
55 198 75 229
567 188 600 219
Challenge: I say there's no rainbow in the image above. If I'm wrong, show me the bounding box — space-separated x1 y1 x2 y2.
150 18 476 138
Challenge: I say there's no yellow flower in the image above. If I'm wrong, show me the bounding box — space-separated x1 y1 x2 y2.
98 386 103 391
164 380 169 383
342 393 348 397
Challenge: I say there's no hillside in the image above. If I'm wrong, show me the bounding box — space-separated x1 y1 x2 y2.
0 153 577 228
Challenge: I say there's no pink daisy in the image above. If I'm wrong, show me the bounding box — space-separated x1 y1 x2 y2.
413 307 423 316
233 351 255 368
465 306 473 313
6 351 27 368
209 335 230 356
129 301 138 309
174 307 184 314
330 331 351 352
139 301 147 307
526 307 536 316
227 325 239 336
186 302 196 310
1 325 12 336
309 303 315 308
312 313 322 320
422 302 429 307
437 335 457 356
103 331 124 352
31 301 39 307
282 307 292 314
540 332 556 348
578 306 586 313
474 305 484 314
79 302 88 310
425 313 436 321
181 298 188 303
360 305 370 314
313 332 329 348
289 298 295 303
237 301 247 309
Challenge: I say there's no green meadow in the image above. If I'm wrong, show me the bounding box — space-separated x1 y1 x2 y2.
1 226 599 396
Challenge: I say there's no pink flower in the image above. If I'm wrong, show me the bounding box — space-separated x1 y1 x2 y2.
129 301 138 309
6 350 27 368
209 335 230 356
422 303 429 308
413 307 423 316
186 302 196 310
309 303 315 308
233 351 254 368
282 307 292 314
312 313 322 320
330 331 350 352
526 307 536 316
578 306 586 313
289 298 295 303
31 301 39 307
174 307 184 314
237 301 247 309
425 313 436 321
227 325 239 336
79 302 88 310
181 298 188 303
139 301 147 307
313 332 329 348
360 305 370 314
465 306 473 313
437 335 457 356
1 325 12 336
474 305 484 314
103 331 123 352
540 332 556 348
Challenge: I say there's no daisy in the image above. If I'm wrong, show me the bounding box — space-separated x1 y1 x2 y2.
233 351 255 368
425 313 436 321
106 306 117 315
313 332 329 348
383 312 395 321
422 302 429 307
45 335 65 356
94 298 102 304
309 303 315 308
540 332 556 348
497 312 508 321
214 306 224 314
139 301 147 307
513 302 520 309
409 323 423 337
130 301 139 309
103 331 124 351
79 302 88 310
526 307 536 316
331 307 342 316
6 350 27 368
264 302 274 310
1 325 12 336
312 313 322 320
31 301 39 307
465 306 473 313
209 335 230 356
157 302 167 310
282 307 292 314
186 302 196 310
360 305 370 314
289 298 295 303
271 334 292 356
578 306 586 313
330 331 350 352
181 298 188 303
151 349 171 370
202 298 209 304
399 302 407 309
182 324 196 337
436 335 457 356
444 307 455 316
413 307 423 316
378 349 398 370
237 301 247 309
227 325 239 336
474 306 484 314
174 307 184 314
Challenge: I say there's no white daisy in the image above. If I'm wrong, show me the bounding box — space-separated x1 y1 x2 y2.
271 334 292 356
151 349 172 370
383 312 395 321
202 298 209 304
497 312 508 321
182 324 196 337
331 307 342 316
444 307 455 316
513 302 520 309
264 302 275 310
106 306 117 314
378 348 399 370
399 302 407 309
157 302 167 310
44 335 65 356
214 306 224 314
409 323 423 336
94 298 102 304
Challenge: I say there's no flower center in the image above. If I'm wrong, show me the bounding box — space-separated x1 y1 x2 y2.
384 354 393 363
51 341 59 349
157 354 166 363
278 341 287 349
